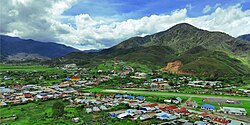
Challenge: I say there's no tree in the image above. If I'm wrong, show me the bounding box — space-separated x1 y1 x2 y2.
52 101 65 118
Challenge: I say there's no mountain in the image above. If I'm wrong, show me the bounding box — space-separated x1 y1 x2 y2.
0 35 80 61
238 34 250 42
49 23 250 75
83 49 102 53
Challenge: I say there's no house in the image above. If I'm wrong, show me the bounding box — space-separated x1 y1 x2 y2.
24 93 32 98
72 117 79 123
150 83 158 87
201 104 216 111
125 95 134 99
136 96 145 101
115 94 123 99
86 108 92 113
0 87 15 93
117 113 129 119
71 76 81 81
35 94 43 99
93 107 101 112
135 72 147 77
109 110 124 118
221 107 247 116
0 102 7 106
213 117 229 124
166 105 178 111
65 77 70 81
185 101 198 108
100 105 108 111
141 107 152 112
194 121 209 125
21 98 29 103
139 113 155 121
152 78 164 82
118 71 130 76
172 97 182 104
155 112 177 120
173 108 190 115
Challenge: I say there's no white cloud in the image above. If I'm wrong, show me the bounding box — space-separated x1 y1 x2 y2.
186 4 193 10
1 1 250 50
203 5 212 14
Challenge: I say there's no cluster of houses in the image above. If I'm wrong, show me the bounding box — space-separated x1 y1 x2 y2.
187 81 222 88
68 93 249 124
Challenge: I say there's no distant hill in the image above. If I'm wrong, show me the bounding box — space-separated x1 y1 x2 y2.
0 35 79 61
238 34 250 42
49 23 250 75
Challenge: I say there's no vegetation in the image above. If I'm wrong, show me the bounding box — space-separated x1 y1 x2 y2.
52 101 65 118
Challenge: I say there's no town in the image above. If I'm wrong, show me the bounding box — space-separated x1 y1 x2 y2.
0 63 249 124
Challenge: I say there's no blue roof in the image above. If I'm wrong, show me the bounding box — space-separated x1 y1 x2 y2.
65 77 70 81
115 94 123 98
126 95 134 99
136 96 145 100
201 104 216 110
156 112 170 118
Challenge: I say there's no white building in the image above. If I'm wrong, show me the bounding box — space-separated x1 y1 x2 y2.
221 107 247 116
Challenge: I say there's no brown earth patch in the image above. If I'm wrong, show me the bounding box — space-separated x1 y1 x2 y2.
161 60 194 74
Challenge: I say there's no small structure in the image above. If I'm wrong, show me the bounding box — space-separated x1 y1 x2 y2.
221 107 247 116
136 96 145 101
100 105 108 111
72 117 79 123
155 112 177 120
65 77 70 81
125 95 134 99
201 104 216 111
71 76 81 81
93 107 101 112
86 108 92 113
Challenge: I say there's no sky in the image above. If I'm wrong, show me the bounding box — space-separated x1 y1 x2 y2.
1 0 250 50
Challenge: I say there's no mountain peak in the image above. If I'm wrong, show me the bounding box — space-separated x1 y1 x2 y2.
168 23 202 31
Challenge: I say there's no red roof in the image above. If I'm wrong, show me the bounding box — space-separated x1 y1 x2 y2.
166 105 177 110
148 103 158 107
174 108 190 115
71 76 80 80
214 117 229 124
201 112 210 117
24 93 32 98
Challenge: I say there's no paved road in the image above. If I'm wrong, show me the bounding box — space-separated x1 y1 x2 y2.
101 89 250 101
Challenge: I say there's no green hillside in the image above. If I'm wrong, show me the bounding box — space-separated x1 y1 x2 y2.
48 23 250 75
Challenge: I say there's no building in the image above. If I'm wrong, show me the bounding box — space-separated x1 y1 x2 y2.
71 76 81 81
201 104 216 111
221 107 247 116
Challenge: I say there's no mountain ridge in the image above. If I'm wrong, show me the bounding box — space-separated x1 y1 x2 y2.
48 23 250 75
238 34 250 42
0 35 80 60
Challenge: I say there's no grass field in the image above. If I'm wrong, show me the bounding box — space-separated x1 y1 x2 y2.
0 64 55 72
0 100 70 125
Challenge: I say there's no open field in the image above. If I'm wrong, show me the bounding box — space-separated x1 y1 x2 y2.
0 64 55 72
0 100 70 125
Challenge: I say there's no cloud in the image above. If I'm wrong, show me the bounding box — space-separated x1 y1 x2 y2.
1 1 250 50
203 5 212 14
186 4 193 10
